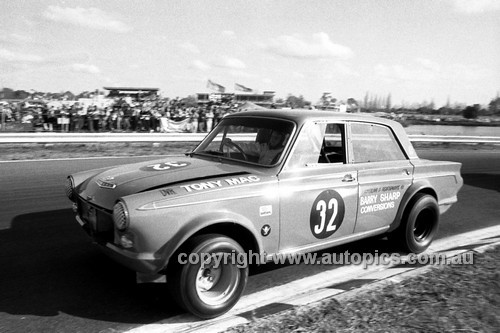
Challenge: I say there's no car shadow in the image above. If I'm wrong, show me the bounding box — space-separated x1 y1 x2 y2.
0 208 182 325
246 236 395 294
462 173 499 192
1 208 398 325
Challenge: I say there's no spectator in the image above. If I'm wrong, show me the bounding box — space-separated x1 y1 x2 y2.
60 106 70 132
198 108 206 132
88 105 102 132
69 103 78 132
206 107 214 132
41 107 49 131
189 108 198 132
122 103 133 131
76 103 87 131
47 107 56 131
139 106 152 132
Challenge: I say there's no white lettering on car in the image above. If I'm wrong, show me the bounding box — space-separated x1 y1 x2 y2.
181 176 260 192
359 186 404 214
225 176 260 186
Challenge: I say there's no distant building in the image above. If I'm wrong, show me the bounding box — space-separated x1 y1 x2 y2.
103 87 159 101
196 90 275 107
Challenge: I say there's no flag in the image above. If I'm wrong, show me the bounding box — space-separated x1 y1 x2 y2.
234 83 253 92
207 80 225 93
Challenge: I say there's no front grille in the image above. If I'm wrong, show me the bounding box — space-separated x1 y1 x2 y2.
76 197 114 242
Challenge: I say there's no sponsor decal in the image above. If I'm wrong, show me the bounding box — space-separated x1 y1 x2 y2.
359 185 404 214
140 161 190 172
310 190 345 239
261 225 271 237
259 205 273 217
160 188 176 196
180 175 260 192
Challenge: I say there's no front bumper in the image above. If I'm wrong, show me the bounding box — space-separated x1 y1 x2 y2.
75 215 164 274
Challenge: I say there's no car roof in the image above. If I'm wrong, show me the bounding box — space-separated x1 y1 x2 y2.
229 109 396 127
227 109 419 160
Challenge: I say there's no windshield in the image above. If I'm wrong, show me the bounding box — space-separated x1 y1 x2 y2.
193 116 295 166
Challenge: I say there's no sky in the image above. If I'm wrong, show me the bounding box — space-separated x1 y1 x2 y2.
1 0 499 107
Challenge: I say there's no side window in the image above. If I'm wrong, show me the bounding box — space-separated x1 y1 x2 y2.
350 123 406 163
286 122 346 169
319 124 345 164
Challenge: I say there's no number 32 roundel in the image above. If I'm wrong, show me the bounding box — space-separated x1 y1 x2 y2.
310 190 345 239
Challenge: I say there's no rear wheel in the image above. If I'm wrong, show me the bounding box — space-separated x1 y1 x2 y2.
168 234 248 318
390 193 439 253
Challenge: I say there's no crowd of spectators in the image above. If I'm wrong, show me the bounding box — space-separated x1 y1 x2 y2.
0 97 241 133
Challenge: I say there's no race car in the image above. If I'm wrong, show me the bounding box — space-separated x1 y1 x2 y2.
66 109 463 318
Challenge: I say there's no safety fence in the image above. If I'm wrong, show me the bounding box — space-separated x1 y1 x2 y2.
0 133 499 144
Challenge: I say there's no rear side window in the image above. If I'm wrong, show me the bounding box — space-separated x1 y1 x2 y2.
350 123 406 163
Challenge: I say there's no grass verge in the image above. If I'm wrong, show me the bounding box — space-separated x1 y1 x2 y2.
227 247 500 333
0 141 497 161
0 142 198 160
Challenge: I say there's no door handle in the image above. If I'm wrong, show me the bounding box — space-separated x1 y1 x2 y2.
403 169 411 176
342 174 356 182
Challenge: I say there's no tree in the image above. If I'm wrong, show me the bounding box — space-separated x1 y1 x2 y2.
462 104 479 119
488 96 500 115
429 99 435 111
347 98 359 112
285 94 309 109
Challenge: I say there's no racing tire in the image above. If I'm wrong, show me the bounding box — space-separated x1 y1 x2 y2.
167 234 248 319
390 193 439 254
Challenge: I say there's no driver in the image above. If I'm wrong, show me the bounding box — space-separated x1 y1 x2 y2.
223 130 287 165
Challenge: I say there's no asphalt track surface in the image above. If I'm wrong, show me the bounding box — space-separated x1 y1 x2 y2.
0 149 498 333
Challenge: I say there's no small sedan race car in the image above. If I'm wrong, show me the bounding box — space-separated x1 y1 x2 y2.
66 110 463 318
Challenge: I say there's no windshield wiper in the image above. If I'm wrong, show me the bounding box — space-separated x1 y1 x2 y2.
199 150 224 156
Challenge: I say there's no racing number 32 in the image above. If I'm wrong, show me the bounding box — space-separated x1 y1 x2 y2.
141 161 190 171
310 190 345 239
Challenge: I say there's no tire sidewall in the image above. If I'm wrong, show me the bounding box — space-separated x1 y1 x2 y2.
179 235 248 318
404 194 439 253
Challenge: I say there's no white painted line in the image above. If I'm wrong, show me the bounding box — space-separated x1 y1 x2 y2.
473 242 500 254
182 317 250 333
360 267 414 280
286 288 344 306
125 224 500 333
428 225 500 252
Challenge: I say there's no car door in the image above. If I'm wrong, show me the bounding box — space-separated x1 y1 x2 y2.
277 121 359 253
348 122 413 233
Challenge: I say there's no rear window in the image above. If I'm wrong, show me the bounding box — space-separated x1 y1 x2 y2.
350 123 406 163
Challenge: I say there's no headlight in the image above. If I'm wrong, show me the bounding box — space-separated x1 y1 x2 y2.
113 201 129 231
66 176 75 201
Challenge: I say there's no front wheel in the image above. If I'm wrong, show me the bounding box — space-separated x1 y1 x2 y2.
390 193 439 253
168 234 248 319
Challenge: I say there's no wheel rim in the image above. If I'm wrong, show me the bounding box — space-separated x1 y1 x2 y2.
413 208 435 243
195 259 240 306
